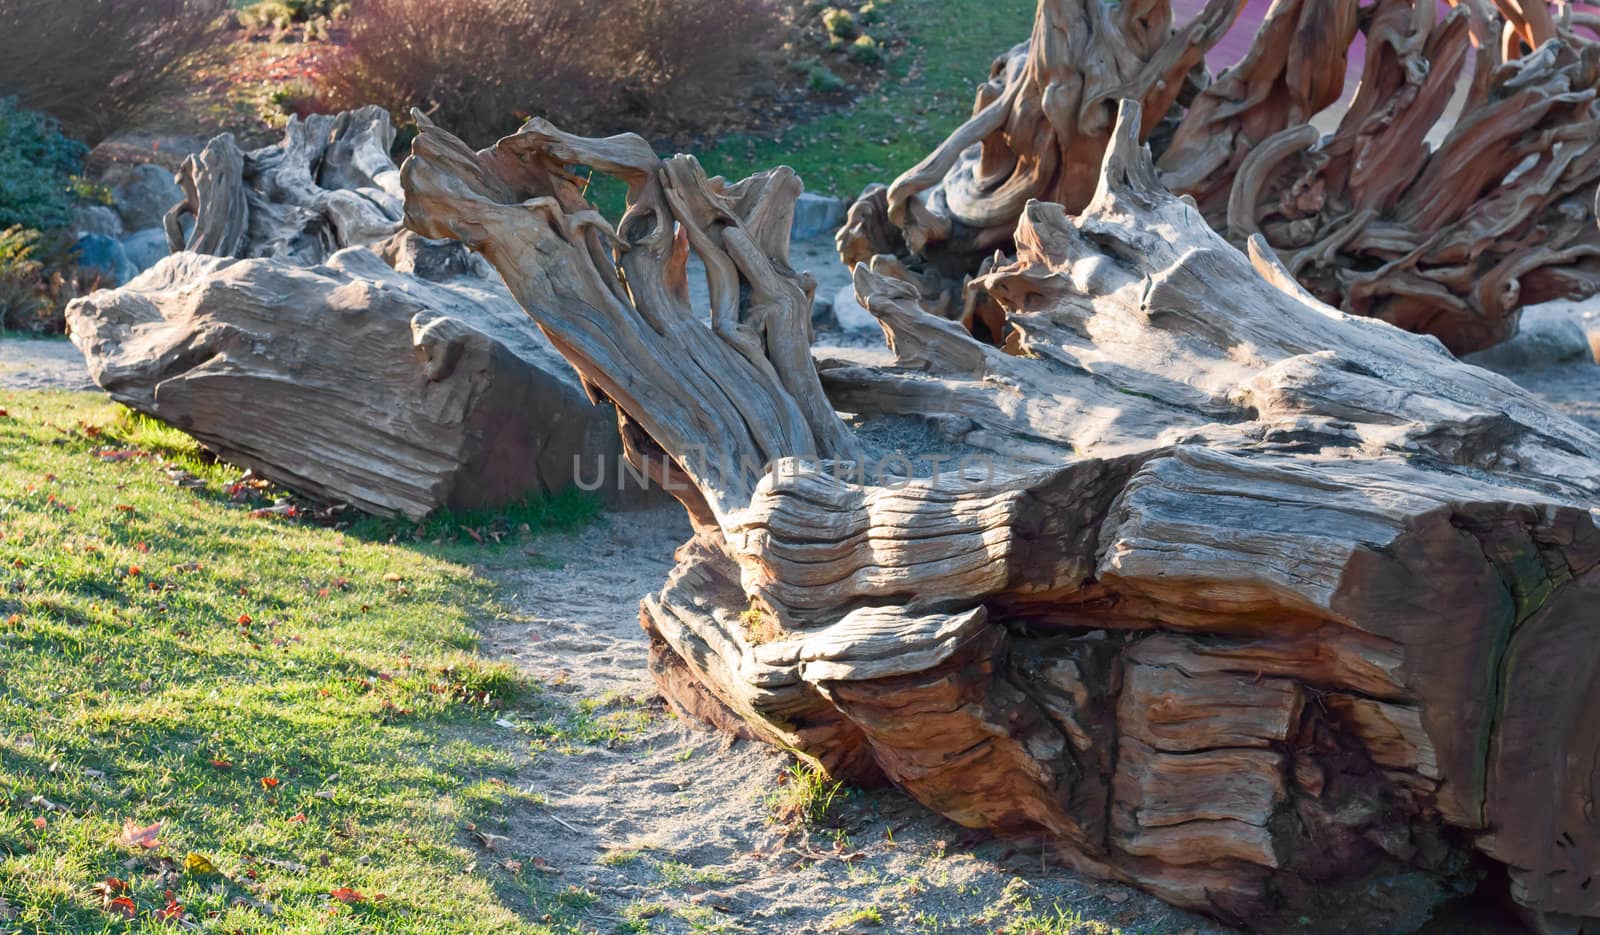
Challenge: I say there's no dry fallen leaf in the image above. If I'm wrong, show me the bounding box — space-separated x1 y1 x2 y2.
329 887 365 904
259 776 280 790
105 896 137 919
183 851 218 875
118 819 163 850
470 829 509 851
287 813 307 824
157 890 184 922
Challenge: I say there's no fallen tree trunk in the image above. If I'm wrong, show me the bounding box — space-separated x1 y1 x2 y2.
401 102 1600 932
840 0 1600 355
70 108 635 519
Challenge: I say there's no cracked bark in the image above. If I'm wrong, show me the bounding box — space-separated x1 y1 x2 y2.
840 0 1600 355
401 99 1600 931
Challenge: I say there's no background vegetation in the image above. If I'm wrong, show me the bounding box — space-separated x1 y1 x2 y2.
308 0 783 148
0 0 226 146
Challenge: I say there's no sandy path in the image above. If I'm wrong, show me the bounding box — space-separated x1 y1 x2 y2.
0 337 95 392
481 508 1227 934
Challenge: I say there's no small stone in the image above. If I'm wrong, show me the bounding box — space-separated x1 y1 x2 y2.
111 164 183 232
72 205 123 238
792 192 847 242
121 228 170 275
72 233 137 287
1463 301 1594 371
831 284 878 332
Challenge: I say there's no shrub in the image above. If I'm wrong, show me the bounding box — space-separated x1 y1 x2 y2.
808 65 848 93
848 34 883 66
0 99 101 334
238 0 345 30
311 0 781 146
0 99 89 232
822 6 858 38
237 0 299 29
0 226 97 334
0 0 226 144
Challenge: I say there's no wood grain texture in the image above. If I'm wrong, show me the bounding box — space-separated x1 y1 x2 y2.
840 0 1600 354
402 99 1600 931
71 109 631 519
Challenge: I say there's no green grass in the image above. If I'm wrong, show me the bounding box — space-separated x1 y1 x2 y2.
585 0 1035 215
764 761 848 828
699 0 1037 201
0 390 603 934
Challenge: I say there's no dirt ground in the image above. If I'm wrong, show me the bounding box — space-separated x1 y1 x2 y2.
476 507 1227 934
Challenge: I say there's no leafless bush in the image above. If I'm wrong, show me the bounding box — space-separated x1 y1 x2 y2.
310 0 779 146
0 0 227 144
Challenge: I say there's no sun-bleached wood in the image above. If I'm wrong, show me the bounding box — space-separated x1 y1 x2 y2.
840 0 1600 354
402 100 1600 931
73 109 631 519
168 105 405 264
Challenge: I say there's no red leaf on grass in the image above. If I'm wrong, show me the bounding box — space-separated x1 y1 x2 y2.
329 887 365 903
157 890 184 922
209 758 232 770
105 896 137 918
259 777 280 790
237 613 253 625
287 813 307 824
118 819 163 849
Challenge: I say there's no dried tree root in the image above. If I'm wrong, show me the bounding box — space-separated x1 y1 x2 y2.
402 100 1600 931
841 0 1600 354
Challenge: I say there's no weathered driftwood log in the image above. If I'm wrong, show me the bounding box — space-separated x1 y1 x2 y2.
69 108 634 519
66 248 623 518
403 102 1600 932
840 0 1600 355
167 105 405 264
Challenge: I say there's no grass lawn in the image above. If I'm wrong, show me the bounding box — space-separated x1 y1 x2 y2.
699 0 1037 201
0 390 606 934
583 0 1035 216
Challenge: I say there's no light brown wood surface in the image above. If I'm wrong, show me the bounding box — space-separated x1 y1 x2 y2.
402 93 1600 931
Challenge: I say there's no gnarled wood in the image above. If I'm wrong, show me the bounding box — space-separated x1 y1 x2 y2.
402 101 1600 931
841 0 1600 354
73 109 634 519
168 105 405 264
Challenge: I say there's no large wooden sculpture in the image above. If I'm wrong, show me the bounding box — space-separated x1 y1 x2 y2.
839 0 1600 354
402 99 1600 931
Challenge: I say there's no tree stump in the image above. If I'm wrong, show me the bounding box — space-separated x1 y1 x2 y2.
400 102 1600 931
839 0 1600 355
